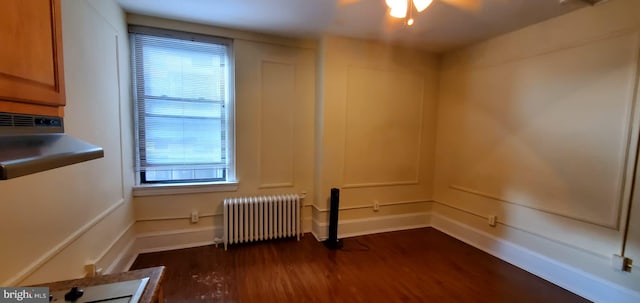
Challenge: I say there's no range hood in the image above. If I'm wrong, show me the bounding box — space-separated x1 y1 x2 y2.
0 112 104 180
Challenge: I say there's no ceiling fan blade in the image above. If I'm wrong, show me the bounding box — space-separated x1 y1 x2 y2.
440 0 483 12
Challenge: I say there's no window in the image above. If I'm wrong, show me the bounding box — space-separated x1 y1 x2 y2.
130 26 234 184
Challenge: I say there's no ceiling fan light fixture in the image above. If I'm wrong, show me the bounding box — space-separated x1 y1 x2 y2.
413 0 433 12
389 7 408 18
386 0 408 18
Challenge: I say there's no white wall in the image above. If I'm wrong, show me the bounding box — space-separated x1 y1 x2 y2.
433 0 640 297
0 0 135 285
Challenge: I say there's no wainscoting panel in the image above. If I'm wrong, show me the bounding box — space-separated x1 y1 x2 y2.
443 32 640 228
342 66 424 188
259 61 296 188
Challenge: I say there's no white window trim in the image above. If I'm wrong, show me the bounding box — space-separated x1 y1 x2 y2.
129 26 237 187
133 181 239 197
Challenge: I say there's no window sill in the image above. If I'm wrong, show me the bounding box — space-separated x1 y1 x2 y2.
132 181 239 197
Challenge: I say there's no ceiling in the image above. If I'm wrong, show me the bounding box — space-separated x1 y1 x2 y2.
116 0 593 52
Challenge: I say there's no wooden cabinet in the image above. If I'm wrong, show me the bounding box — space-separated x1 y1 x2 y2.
0 0 66 117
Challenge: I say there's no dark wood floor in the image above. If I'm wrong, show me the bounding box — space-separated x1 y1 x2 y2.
131 228 590 303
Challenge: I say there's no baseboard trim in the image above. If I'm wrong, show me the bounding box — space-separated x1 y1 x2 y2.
111 226 224 272
104 238 136 275
303 216 312 233
135 226 223 254
95 221 135 274
98 205 640 303
312 212 431 241
137 240 220 255
430 212 640 303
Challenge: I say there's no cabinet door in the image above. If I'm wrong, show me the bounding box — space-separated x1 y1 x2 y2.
0 0 65 116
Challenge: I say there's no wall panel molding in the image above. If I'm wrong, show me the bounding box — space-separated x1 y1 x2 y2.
258 60 296 188
259 183 294 189
3 199 126 286
445 32 640 229
311 212 431 241
449 184 620 230
341 65 424 188
342 180 419 189
309 199 429 212
432 199 612 260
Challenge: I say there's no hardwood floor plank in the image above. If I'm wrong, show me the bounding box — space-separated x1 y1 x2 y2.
130 227 591 303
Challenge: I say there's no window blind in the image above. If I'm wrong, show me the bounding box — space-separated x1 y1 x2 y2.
130 27 234 183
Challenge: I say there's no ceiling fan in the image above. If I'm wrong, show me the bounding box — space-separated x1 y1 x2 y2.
339 0 482 26
339 0 607 26
339 0 482 11
386 0 430 25
386 0 483 25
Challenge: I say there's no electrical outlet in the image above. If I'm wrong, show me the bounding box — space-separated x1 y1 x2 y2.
373 200 380 212
191 210 199 223
488 215 497 227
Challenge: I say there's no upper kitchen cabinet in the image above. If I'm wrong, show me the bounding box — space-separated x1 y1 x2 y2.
0 0 66 117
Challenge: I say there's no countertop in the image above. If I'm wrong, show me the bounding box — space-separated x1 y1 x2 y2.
32 266 165 303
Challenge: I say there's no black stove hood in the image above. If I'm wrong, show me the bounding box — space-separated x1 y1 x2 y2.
0 113 104 180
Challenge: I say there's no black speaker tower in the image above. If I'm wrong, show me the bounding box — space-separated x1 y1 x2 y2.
324 188 343 249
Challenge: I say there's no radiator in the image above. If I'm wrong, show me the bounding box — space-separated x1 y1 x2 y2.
223 194 301 250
